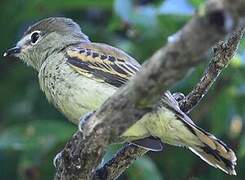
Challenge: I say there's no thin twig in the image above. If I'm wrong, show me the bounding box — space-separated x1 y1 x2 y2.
180 28 245 113
93 28 245 180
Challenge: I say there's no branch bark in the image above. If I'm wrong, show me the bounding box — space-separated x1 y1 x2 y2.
93 28 245 180
94 144 146 180
54 1 245 179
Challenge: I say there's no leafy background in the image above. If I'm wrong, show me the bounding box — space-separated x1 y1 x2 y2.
0 0 244 179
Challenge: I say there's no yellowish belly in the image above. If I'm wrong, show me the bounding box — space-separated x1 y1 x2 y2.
122 107 198 147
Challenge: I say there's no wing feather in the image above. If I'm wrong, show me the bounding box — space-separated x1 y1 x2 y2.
66 43 140 87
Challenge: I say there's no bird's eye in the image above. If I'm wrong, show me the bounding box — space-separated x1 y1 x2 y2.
31 31 40 45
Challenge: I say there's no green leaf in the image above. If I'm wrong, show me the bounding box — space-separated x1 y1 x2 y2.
210 89 234 135
0 120 75 152
0 150 20 180
158 14 190 34
188 0 204 7
239 135 245 158
126 156 163 180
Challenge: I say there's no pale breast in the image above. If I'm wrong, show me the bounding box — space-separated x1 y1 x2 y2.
38 53 117 124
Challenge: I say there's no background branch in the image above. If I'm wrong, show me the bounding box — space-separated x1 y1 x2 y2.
55 1 245 179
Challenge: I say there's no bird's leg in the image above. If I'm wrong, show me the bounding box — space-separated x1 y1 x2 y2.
78 111 95 132
172 92 185 102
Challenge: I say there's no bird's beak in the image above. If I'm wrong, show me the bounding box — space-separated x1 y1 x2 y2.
3 46 21 57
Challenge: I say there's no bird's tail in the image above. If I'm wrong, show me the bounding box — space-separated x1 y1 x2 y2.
162 91 237 175
188 126 237 175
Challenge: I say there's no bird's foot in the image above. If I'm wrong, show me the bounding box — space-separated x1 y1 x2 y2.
78 111 95 132
173 92 185 102
53 150 63 168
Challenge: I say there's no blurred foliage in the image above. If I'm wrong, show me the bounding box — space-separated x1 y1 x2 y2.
0 0 244 179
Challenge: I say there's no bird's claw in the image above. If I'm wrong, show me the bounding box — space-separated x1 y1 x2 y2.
78 111 95 132
173 92 185 102
53 150 63 168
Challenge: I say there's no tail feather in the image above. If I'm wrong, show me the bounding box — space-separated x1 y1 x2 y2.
189 127 237 175
162 91 237 175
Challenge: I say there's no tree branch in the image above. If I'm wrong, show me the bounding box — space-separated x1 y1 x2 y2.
180 28 245 113
94 144 146 180
93 27 244 180
54 1 245 179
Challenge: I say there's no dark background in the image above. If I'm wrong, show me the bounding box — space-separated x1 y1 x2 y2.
0 0 244 179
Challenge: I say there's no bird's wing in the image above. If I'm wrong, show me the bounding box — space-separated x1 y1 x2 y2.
65 42 141 87
66 42 164 151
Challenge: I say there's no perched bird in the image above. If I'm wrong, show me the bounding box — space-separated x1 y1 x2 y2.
4 17 237 175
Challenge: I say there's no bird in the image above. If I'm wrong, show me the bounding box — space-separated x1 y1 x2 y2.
4 17 237 175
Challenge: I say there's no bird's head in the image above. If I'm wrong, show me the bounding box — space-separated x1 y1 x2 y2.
4 17 90 70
